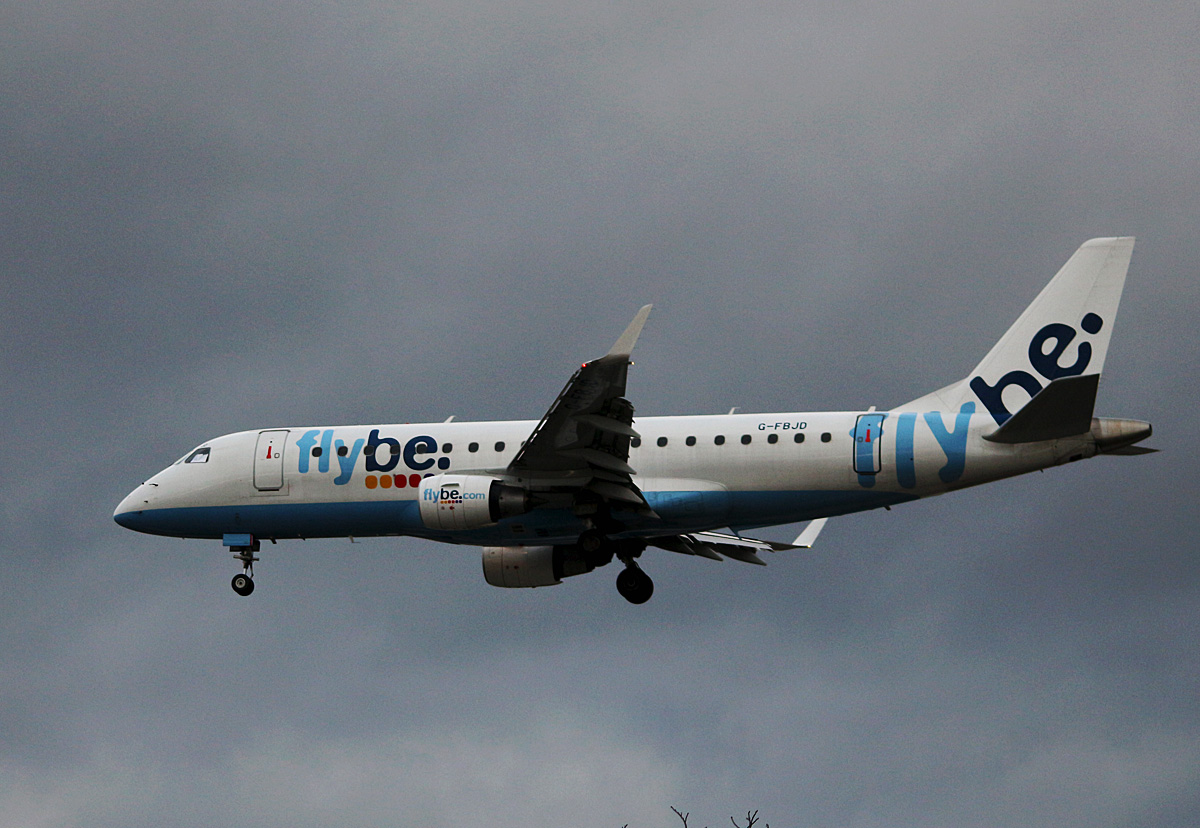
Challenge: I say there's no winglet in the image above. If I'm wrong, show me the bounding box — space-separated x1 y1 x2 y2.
606 304 653 359
792 518 828 549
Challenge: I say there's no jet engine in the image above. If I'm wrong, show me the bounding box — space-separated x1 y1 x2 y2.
417 474 531 531
482 545 602 588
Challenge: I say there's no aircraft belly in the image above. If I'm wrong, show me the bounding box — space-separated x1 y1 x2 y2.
720 489 918 530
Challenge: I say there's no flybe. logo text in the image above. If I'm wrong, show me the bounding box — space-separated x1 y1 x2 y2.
296 429 449 486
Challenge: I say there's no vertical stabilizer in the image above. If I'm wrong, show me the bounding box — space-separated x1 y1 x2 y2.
902 237 1135 425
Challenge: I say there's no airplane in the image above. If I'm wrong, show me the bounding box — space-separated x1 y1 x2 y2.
114 237 1154 604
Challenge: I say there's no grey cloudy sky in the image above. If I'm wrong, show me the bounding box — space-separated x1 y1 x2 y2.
2 1 1198 826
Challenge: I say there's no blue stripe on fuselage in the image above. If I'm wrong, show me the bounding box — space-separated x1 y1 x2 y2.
114 500 423 540
113 489 917 545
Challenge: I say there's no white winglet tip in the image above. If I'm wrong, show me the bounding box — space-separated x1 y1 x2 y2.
607 304 653 358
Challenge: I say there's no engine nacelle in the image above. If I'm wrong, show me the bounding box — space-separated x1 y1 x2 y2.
417 474 531 531
482 545 601 588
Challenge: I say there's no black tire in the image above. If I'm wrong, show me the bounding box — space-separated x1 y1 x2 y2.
615 567 653 604
231 573 255 596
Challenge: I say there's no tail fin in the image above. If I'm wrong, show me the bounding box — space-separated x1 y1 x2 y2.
902 237 1135 425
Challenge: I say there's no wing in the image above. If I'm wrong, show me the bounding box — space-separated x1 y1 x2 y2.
506 305 654 515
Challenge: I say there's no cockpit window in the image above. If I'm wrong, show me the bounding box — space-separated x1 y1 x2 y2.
185 447 211 464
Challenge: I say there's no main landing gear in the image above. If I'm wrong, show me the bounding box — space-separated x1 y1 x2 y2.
580 529 654 604
615 560 654 605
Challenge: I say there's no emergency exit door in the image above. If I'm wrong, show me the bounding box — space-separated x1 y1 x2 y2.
853 414 884 475
254 430 289 491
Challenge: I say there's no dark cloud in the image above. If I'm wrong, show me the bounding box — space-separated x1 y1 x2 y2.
2 1 1198 826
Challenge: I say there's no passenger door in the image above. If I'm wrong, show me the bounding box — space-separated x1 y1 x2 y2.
254 430 289 491
852 414 884 475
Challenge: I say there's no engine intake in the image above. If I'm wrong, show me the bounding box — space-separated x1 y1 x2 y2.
417 474 531 531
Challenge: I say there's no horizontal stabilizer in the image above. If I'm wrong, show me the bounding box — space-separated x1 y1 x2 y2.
792 518 828 548
984 374 1099 444
1105 444 1158 455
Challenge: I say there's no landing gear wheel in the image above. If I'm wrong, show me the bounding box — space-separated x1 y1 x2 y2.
615 566 654 604
230 543 259 597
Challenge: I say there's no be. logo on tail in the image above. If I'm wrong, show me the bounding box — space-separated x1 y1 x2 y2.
969 314 1103 425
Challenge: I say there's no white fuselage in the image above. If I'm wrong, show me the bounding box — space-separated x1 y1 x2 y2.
113 408 1096 545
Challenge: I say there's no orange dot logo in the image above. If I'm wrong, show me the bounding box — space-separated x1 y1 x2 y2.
380 474 393 489
365 475 378 489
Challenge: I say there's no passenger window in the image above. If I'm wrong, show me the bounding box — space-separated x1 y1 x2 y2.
821 432 832 442
686 436 696 446
312 447 322 457
495 441 505 452
741 435 751 445
631 437 641 448
794 433 805 443
714 435 725 446
469 442 479 453
443 443 453 453
657 437 668 447
767 433 778 444
185 447 210 464
337 445 348 456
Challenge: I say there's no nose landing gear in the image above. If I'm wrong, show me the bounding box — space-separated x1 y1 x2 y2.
231 571 255 596
227 536 260 597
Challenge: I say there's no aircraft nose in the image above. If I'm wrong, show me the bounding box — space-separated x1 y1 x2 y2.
113 486 151 531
